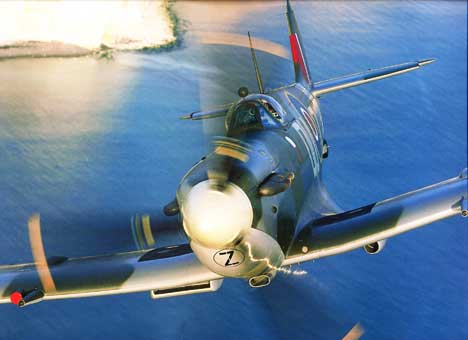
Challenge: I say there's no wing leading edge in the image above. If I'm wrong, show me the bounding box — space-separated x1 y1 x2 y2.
284 169 467 265
0 244 222 305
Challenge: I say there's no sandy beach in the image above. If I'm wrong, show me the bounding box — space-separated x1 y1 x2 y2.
0 0 176 59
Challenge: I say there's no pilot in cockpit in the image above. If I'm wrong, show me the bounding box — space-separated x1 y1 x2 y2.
228 101 263 136
227 98 283 136
236 102 261 126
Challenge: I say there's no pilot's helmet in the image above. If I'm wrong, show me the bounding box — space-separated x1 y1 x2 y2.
239 102 259 124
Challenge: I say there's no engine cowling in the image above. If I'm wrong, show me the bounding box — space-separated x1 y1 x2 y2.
364 240 387 254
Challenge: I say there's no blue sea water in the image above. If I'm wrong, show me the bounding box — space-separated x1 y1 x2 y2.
0 1 466 339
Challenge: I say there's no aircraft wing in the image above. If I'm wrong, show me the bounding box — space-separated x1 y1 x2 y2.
312 59 435 97
283 169 467 265
0 244 223 306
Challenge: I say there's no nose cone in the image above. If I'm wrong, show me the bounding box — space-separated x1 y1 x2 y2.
181 180 253 249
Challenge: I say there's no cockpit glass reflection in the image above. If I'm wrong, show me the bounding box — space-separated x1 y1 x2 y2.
227 97 284 135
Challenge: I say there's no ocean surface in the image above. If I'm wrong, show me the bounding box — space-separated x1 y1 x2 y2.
0 1 466 339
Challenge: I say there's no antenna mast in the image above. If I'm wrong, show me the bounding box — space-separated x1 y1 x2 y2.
248 32 265 94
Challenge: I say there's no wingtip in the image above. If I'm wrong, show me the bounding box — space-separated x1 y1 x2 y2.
418 58 436 66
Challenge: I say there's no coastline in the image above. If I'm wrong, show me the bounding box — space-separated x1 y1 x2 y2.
143 0 182 51
0 0 181 60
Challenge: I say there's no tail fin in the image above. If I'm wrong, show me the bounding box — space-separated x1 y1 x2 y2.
287 0 312 87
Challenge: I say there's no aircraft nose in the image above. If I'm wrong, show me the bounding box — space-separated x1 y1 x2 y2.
181 180 253 249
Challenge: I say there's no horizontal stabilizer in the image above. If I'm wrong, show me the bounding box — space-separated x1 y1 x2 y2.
312 59 435 96
180 104 231 121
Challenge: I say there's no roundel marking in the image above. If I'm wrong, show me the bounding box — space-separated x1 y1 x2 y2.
213 249 245 267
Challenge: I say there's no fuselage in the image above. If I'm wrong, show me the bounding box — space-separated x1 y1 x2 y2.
176 83 336 283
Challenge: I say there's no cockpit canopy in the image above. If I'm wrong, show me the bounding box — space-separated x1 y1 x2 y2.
226 94 286 136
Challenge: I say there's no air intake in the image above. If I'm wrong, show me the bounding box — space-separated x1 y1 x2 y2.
150 279 223 299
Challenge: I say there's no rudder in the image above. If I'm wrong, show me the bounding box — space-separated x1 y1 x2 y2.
287 0 312 87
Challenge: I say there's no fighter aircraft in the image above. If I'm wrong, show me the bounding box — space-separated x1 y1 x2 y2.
1 0 466 307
